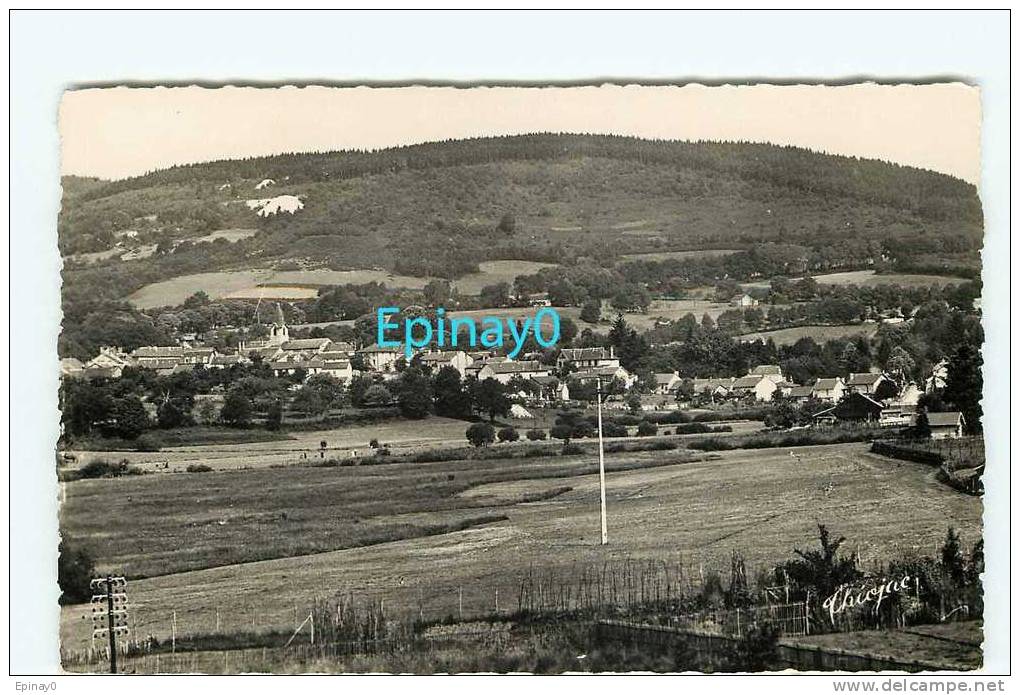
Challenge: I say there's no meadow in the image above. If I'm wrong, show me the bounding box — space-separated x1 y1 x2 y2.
811 270 970 287
735 323 880 346
59 441 982 653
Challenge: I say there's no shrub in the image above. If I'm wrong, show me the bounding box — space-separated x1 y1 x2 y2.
525 429 547 441
369 438 380 448
466 422 496 448
601 422 629 438
561 443 584 455
185 464 213 473
77 459 142 479
636 420 658 437
58 539 94 605
549 424 573 444
497 426 519 443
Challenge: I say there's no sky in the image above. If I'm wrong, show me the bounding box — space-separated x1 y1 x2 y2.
59 83 981 185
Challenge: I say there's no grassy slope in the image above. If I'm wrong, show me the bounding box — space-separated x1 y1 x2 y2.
59 442 982 653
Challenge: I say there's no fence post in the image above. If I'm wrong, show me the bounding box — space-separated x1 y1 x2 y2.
171 611 177 653
495 588 499 614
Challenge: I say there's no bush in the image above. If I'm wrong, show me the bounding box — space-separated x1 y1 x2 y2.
58 539 94 605
525 429 547 441
185 464 213 473
466 422 496 448
369 438 380 448
636 420 658 437
76 459 142 479
602 422 629 438
561 443 584 455
497 426 519 443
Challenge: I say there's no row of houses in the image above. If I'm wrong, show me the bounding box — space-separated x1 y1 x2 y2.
659 364 905 405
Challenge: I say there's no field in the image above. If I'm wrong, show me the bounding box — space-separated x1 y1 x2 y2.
788 621 983 670
451 260 559 295
193 228 258 243
127 269 432 308
127 262 561 307
735 323 880 345
59 441 981 653
811 270 970 287
619 249 741 262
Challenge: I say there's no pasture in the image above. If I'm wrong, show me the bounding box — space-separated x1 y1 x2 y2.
811 270 970 287
451 260 559 295
59 442 981 652
735 323 880 346
619 249 741 262
128 268 432 308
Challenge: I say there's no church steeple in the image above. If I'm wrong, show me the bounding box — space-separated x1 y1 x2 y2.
268 302 289 346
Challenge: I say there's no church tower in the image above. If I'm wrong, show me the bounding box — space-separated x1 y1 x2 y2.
267 302 289 346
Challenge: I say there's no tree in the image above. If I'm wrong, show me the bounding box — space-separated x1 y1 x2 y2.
432 366 471 418
471 379 511 422
526 428 547 441
549 424 573 445
497 426 519 443
423 279 452 307
913 409 931 439
109 396 149 439
265 400 283 431
480 282 511 308
497 212 516 235
395 368 433 419
636 420 657 436
466 422 496 447
580 298 602 324
293 374 346 416
944 341 983 433
58 539 94 605
781 524 862 599
361 384 394 407
220 389 253 428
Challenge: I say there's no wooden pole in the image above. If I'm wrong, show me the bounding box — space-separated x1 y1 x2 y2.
597 376 608 545
105 576 117 674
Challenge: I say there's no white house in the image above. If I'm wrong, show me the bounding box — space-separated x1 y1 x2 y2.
811 377 846 403
730 375 777 402
357 345 403 373
477 360 550 385
748 365 784 384
557 346 620 371
652 371 681 394
846 372 896 396
419 350 473 377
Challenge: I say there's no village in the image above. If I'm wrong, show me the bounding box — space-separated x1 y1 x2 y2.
58 300 966 440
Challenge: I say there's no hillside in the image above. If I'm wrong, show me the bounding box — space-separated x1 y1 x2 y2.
58 134 983 348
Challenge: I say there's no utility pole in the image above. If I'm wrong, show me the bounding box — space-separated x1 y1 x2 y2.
91 576 128 674
106 576 117 674
596 376 608 545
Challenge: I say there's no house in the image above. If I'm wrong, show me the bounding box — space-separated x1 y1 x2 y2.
529 375 570 402
730 375 777 402
320 359 353 381
731 293 758 308
811 377 846 403
928 411 966 439
652 371 681 394
280 338 333 354
59 357 84 377
270 359 325 377
640 394 680 412
570 365 637 389
85 346 135 376
691 377 734 399
879 402 917 427
787 385 815 403
477 360 550 385
813 392 885 423
557 346 620 371
773 380 798 397
748 365 784 384
208 354 248 369
846 372 897 397
357 345 403 373
419 350 473 377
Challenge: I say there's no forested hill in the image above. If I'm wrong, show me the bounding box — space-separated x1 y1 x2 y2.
80 134 979 223
60 134 983 300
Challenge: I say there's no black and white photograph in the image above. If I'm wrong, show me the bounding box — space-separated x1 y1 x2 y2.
7 9 1011 684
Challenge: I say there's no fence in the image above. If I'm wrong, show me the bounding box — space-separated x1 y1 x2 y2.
672 601 811 637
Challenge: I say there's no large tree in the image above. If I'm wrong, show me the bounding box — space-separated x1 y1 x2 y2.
944 341 983 433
